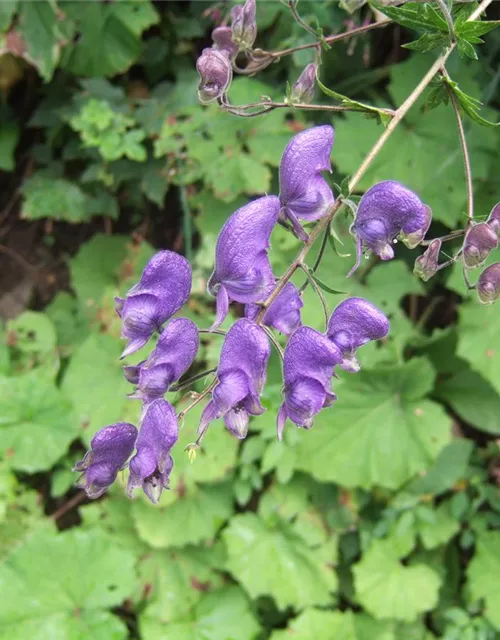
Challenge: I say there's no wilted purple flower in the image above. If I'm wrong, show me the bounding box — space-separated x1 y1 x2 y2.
74 423 138 499
198 319 270 439
127 399 178 503
290 63 317 104
245 282 303 336
477 263 500 304
231 0 257 50
486 202 500 238
462 222 498 269
277 326 342 439
279 125 335 241
207 196 280 330
212 26 239 59
326 297 389 372
196 47 233 104
350 181 430 275
124 318 199 403
115 251 192 358
414 238 441 282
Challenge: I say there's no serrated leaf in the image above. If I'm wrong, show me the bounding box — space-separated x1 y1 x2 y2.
456 20 500 39
403 32 448 54
223 513 337 610
6 311 58 376
457 36 478 60
416 500 459 549
467 531 500 630
21 173 91 223
374 2 448 33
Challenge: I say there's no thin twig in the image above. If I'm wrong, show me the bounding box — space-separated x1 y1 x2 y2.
49 491 87 521
288 0 318 38
198 328 227 336
420 229 465 246
299 222 331 293
0 244 40 272
435 0 455 41
298 264 329 330
222 100 396 117
170 368 217 393
177 379 218 422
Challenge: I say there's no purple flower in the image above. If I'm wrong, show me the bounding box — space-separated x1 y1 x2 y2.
278 326 342 439
74 423 138 499
326 297 390 372
115 251 191 358
477 263 500 304
414 238 441 282
207 196 280 330
198 319 270 439
462 222 498 269
350 181 430 275
127 399 178 503
486 202 500 238
279 125 335 241
124 318 199 403
231 0 257 50
245 282 303 336
196 47 233 104
212 26 238 59
290 63 317 105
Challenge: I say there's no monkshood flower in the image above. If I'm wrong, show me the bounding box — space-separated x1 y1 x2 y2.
231 0 257 51
124 318 199 403
414 238 441 282
462 222 498 269
277 326 342 439
127 399 178 504
115 251 192 358
326 297 390 372
208 196 281 330
279 125 335 241
245 282 303 336
290 63 317 104
74 423 138 499
349 181 430 275
198 319 270 439
212 26 238 59
196 47 233 104
486 202 500 238
477 262 500 304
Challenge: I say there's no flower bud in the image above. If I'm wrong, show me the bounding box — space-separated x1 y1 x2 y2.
486 202 500 238
414 238 441 282
477 262 500 304
196 48 232 104
231 0 257 50
212 26 238 59
462 222 498 269
290 63 317 105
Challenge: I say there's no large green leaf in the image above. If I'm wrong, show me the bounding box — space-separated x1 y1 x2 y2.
467 531 500 630
21 174 90 222
0 529 136 640
223 513 337 610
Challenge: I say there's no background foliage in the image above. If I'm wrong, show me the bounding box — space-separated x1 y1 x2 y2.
1 1 500 639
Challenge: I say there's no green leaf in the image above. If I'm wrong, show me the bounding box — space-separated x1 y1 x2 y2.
21 173 92 223
6 311 59 376
457 36 478 60
467 531 500 630
0 1 18 31
445 78 499 127
403 32 448 54
374 2 448 33
416 501 460 549
223 513 337 610
0 373 77 472
354 539 441 622
0 121 19 171
295 359 451 490
0 529 136 639
456 20 500 39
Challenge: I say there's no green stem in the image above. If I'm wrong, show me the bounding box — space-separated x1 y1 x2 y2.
298 264 329 330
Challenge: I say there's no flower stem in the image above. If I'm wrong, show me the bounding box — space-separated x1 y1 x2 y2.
262 326 285 360
298 264 329 330
170 368 217 393
222 100 396 118
420 229 465 246
435 0 455 41
177 379 218 422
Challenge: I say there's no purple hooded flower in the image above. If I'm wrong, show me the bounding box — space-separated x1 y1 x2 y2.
477 263 500 304
326 297 390 372
127 399 178 503
115 251 192 358
486 202 500 238
196 47 233 104
212 25 238 59
414 238 441 282
198 319 270 440
462 222 498 269
349 181 431 275
245 282 303 336
124 318 199 403
74 423 138 499
231 0 257 50
207 196 280 330
290 63 317 105
279 125 335 241
277 326 342 439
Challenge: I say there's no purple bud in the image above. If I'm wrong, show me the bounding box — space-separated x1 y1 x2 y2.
231 0 257 50
212 26 238 59
199 319 270 440
207 196 280 330
278 326 342 438
477 263 500 304
196 48 232 104
462 222 498 269
127 399 178 503
290 63 317 105
125 318 199 403
401 204 432 249
279 125 335 241
486 202 500 238
414 238 441 282
245 282 303 336
326 297 389 372
74 423 138 499
115 251 192 358
350 181 429 275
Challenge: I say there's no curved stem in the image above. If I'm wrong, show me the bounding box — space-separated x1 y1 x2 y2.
262 326 285 360
177 379 218 422
435 0 455 41
198 328 227 336
222 100 396 117
420 229 465 246
299 222 331 293
170 368 217 393
298 264 329 330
